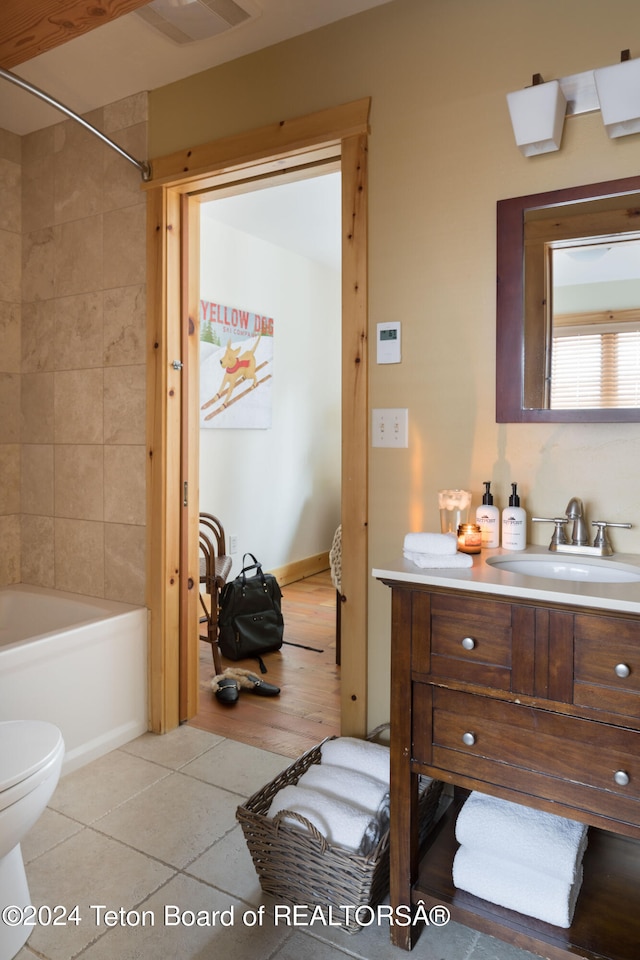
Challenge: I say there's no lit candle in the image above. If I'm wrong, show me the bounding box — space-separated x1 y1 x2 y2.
457 523 482 554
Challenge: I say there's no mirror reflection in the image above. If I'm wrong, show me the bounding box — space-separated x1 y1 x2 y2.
495 176 640 423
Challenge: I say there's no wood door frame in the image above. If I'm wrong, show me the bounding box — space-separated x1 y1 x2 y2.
145 98 370 735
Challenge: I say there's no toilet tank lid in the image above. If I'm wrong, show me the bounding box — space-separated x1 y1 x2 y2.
0 721 64 791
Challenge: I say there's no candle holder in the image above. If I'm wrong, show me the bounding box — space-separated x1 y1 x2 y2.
457 523 482 554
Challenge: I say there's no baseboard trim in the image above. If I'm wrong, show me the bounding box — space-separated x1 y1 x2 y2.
269 552 330 587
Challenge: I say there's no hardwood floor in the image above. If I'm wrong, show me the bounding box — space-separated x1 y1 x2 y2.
189 570 340 758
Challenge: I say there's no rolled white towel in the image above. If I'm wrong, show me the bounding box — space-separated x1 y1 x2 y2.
403 532 458 556
455 792 588 882
267 784 382 855
320 736 390 784
452 845 583 928
297 763 389 828
404 550 473 569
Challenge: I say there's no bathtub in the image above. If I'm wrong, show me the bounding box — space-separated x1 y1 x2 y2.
0 585 148 774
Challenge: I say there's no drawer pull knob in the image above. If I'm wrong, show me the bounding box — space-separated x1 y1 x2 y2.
462 732 476 746
614 770 630 787
614 663 631 678
461 637 476 651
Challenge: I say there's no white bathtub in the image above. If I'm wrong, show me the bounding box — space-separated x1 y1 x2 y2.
0 585 148 774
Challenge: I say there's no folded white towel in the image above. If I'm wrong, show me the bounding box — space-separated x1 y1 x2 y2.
267 784 382 855
455 792 588 881
297 763 390 828
452 845 583 928
403 532 458 556
404 550 474 569
320 737 390 784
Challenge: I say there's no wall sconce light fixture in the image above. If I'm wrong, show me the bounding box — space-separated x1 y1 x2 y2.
507 51 640 155
506 77 566 156
594 52 640 138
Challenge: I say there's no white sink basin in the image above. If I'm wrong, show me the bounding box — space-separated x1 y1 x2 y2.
486 554 640 583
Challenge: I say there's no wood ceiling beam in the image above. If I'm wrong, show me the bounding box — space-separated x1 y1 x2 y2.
0 0 152 69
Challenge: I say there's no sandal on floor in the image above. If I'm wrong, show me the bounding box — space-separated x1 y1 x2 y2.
224 667 280 697
212 675 240 705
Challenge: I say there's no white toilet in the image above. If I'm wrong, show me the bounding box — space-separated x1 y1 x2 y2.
0 720 65 959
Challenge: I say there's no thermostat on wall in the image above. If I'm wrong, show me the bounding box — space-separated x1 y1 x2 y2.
377 322 401 364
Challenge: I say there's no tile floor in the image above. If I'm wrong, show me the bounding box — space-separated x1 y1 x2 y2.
14 726 540 960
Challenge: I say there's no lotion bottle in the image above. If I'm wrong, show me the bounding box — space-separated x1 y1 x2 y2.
475 481 500 548
502 483 527 551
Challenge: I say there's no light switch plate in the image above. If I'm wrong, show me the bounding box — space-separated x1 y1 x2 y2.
372 408 408 447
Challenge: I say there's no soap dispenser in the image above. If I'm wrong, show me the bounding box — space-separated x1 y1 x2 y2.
475 481 500 548
502 483 527 551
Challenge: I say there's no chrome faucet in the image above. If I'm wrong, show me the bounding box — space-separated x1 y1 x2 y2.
532 498 632 556
565 497 589 546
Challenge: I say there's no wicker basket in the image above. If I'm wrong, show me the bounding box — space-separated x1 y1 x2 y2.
236 733 442 933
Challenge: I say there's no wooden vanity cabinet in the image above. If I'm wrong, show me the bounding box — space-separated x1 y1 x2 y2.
385 579 640 959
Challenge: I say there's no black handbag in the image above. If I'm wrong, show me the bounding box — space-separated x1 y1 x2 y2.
218 553 284 669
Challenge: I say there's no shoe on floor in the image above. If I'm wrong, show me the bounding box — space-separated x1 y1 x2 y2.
212 674 240 704
223 667 280 697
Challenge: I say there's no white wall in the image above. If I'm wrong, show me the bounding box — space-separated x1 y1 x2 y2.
199 212 341 576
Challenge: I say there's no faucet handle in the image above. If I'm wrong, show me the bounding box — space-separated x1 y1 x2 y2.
592 521 632 554
532 517 570 546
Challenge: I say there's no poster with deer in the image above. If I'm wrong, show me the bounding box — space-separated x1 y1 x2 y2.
199 299 274 428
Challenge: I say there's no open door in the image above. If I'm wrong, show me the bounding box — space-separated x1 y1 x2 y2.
145 99 370 736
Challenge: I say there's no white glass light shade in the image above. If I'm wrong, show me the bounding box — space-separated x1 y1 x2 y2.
594 58 640 138
506 80 567 156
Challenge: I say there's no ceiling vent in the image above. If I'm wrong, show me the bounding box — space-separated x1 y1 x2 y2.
136 0 261 44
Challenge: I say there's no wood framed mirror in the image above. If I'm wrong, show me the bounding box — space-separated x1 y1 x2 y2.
496 174 640 422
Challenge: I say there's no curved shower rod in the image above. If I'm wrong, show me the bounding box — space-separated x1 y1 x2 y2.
0 65 151 182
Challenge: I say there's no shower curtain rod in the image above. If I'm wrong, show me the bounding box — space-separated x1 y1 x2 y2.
0 66 151 182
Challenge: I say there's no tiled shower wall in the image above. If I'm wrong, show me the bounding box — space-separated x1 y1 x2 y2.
0 93 147 605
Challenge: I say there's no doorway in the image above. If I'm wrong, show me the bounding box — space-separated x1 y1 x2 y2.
145 99 370 738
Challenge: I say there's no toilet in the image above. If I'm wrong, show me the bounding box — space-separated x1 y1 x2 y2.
0 720 65 959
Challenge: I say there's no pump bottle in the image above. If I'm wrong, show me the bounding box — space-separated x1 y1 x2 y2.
475 481 500 548
502 483 527 551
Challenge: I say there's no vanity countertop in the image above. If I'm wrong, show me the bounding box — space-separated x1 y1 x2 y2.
373 545 640 615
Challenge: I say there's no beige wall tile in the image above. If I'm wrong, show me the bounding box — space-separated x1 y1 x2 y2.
0 129 20 164
103 205 146 289
103 124 148 213
54 119 105 225
54 517 104 596
0 444 20 514
22 150 55 233
22 226 56 301
21 514 54 587
104 93 148 133
21 372 54 443
0 372 20 442
104 284 146 366
0 157 21 233
22 300 55 373
54 444 104 520
104 445 146 525
0 514 20 584
0 228 21 302
104 364 145 444
54 368 103 443
105 522 146 604
21 444 53 516
54 292 104 370
0 301 20 373
55 215 103 298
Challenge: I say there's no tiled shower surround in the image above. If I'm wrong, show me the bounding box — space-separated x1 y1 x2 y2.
0 94 147 605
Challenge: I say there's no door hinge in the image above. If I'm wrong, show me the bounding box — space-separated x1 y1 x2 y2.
172 359 183 371
183 481 188 507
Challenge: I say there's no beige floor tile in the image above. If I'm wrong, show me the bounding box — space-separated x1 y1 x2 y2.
25 828 173 960
181 738 289 798
49 749 171 824
21 808 82 864
120 727 224 770
95 772 238 868
186 825 262 903
77 873 289 960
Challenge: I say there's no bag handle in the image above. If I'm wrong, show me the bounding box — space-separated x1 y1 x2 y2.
240 552 266 586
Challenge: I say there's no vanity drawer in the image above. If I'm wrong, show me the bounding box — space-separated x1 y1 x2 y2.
429 594 512 690
419 686 640 823
574 614 640 718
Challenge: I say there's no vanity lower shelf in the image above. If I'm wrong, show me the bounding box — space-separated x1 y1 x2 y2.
414 795 640 960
